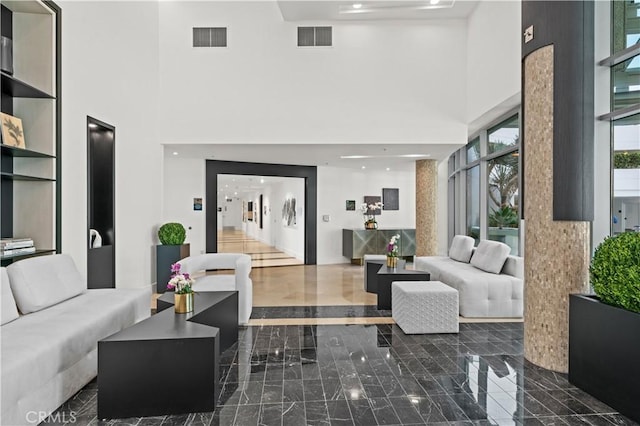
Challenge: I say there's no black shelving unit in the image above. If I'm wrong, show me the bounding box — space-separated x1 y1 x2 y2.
0 1 61 265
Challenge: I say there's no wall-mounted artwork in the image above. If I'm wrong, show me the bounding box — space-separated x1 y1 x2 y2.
382 188 399 210
0 112 25 148
248 201 254 221
282 197 296 227
193 197 203 211
242 201 247 222
364 196 382 215
346 200 356 211
259 194 264 229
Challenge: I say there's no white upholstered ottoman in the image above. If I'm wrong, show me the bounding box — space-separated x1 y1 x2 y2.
392 281 459 334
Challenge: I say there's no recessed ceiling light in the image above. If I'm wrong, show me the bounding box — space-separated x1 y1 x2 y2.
260 178 264 184
361 166 366 169
234 191 238 195
430 0 440 4
386 167 390 171
352 3 362 9
341 155 368 159
172 152 178 155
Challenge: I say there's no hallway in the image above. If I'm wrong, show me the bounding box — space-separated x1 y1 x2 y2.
218 229 304 268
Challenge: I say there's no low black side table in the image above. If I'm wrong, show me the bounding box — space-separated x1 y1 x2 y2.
365 259 407 293
376 266 430 310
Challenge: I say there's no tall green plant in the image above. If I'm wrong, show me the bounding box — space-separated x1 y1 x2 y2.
489 205 519 229
158 223 186 245
590 232 640 313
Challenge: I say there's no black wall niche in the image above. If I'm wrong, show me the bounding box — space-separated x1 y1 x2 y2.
87 116 115 288
205 160 317 264
521 0 594 221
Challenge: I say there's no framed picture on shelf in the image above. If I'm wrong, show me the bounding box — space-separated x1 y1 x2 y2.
0 112 26 149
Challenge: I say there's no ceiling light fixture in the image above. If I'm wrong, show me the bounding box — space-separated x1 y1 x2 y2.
172 152 178 155
352 3 362 9
340 154 431 159
430 0 440 4
361 166 366 169
260 178 265 184
386 167 390 171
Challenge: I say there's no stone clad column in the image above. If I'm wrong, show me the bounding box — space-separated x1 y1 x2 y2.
523 45 590 373
415 160 437 257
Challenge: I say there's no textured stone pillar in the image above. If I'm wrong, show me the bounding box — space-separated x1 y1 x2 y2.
415 160 437 256
523 45 590 373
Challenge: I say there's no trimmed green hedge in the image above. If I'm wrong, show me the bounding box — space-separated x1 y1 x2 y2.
590 232 640 314
614 151 640 169
158 222 186 245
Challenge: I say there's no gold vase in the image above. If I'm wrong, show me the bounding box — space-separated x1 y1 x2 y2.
386 256 397 268
174 292 194 313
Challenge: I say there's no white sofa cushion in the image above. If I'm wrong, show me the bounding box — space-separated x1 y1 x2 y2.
470 240 511 274
1 287 150 422
1 267 19 325
448 235 475 263
6 254 85 314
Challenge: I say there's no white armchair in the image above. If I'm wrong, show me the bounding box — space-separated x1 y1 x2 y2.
177 253 253 325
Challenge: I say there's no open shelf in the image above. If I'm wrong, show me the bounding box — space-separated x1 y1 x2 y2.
1 72 54 99
1 145 55 158
0 248 56 263
0 172 55 181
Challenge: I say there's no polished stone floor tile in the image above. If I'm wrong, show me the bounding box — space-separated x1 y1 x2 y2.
46 323 639 426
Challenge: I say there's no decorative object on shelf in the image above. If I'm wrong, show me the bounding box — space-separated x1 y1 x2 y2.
193 198 202 211
346 200 356 211
167 263 195 313
386 234 400 268
158 222 186 245
0 35 13 75
0 112 25 148
361 200 383 230
382 188 399 210
0 237 35 257
282 197 297 227
89 229 102 248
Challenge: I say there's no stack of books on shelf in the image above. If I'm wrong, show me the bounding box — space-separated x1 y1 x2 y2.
1 238 36 257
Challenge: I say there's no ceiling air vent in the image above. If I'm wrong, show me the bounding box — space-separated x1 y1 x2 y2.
297 26 332 47
193 27 227 47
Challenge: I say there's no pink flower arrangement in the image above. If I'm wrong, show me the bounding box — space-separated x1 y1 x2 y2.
387 234 400 257
166 263 195 294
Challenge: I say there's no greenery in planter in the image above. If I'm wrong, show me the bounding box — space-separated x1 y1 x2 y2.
613 151 640 169
489 205 519 228
158 222 186 245
590 231 640 313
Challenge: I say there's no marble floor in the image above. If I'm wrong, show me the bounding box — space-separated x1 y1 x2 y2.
48 322 637 426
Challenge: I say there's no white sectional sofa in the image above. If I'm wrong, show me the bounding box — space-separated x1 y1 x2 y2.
1 254 150 426
414 236 523 318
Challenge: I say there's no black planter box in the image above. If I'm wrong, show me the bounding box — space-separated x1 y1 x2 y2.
569 294 640 422
156 244 190 293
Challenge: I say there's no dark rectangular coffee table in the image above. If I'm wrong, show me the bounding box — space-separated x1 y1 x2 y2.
97 291 238 419
366 259 406 293
157 291 238 352
376 266 430 309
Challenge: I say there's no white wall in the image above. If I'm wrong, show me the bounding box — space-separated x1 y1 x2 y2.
162 157 206 255
466 0 521 125
61 1 162 288
158 1 467 144
317 165 416 265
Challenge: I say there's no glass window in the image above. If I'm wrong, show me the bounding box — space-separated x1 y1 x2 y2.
612 55 640 111
448 175 456 244
487 152 520 254
612 0 640 54
466 165 480 243
467 139 480 163
488 115 520 154
612 113 640 234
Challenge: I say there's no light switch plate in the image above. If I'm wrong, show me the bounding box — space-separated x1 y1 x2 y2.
322 215 330 222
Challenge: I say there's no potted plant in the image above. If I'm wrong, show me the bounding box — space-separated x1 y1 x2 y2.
361 201 383 230
569 231 640 422
156 222 190 293
167 263 195 313
386 234 400 268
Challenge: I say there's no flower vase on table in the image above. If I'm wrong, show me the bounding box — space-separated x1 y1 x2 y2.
167 263 196 313
386 234 400 269
361 201 383 230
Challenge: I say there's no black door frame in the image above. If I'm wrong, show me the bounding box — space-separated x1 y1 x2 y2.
205 160 317 264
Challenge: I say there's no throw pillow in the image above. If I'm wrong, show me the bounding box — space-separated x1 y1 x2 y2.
7 254 85 314
448 235 475 263
1 267 20 325
470 240 511 274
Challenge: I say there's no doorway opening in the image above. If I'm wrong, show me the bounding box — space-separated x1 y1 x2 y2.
217 174 305 267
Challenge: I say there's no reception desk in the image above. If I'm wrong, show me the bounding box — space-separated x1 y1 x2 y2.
342 229 416 262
